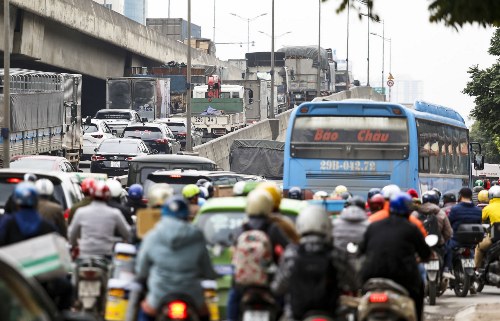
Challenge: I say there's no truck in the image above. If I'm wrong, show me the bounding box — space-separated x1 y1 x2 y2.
0 69 82 168
106 77 171 121
277 46 334 107
191 83 247 138
224 79 275 124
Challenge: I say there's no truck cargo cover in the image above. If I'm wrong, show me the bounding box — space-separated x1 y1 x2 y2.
277 46 329 70
4 92 63 131
229 139 284 179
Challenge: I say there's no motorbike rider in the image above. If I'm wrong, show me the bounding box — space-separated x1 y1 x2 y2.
442 191 457 216
446 187 482 271
477 190 490 210
106 179 133 225
472 180 485 206
369 185 428 236
135 196 217 321
3 173 38 215
367 188 381 201
0 182 73 310
272 205 341 320
367 193 385 216
68 178 95 224
182 184 201 222
331 185 349 200
360 192 432 321
126 184 147 216
197 179 214 199
227 189 290 321
287 186 303 200
474 185 500 268
135 183 174 241
68 181 131 257
35 179 67 238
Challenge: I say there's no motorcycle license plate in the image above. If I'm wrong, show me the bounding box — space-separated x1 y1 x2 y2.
461 259 475 268
425 260 440 271
105 297 128 321
78 281 101 297
243 311 270 321
110 161 121 168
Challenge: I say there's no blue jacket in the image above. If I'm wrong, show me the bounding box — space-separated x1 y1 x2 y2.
448 202 482 238
135 216 217 310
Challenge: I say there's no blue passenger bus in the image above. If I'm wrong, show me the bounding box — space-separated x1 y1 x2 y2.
283 100 479 196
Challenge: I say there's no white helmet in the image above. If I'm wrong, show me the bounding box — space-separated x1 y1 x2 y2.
35 179 54 196
199 186 209 199
333 185 348 196
313 191 329 200
246 189 273 217
106 179 123 198
147 183 173 207
233 181 246 196
382 184 401 199
489 185 500 199
296 205 331 237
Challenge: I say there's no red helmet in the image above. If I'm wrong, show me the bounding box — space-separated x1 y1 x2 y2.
368 194 385 213
407 188 419 199
81 178 96 196
89 181 111 201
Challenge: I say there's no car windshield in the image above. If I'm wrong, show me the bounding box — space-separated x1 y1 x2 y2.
166 123 186 133
95 111 131 120
123 127 163 140
82 124 99 134
10 159 55 171
98 141 139 153
195 212 246 246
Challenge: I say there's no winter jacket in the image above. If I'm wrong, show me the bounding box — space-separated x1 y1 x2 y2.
68 197 92 224
482 198 500 225
368 202 428 236
68 200 131 256
411 203 452 245
38 198 67 239
0 209 57 246
360 215 431 294
332 205 369 252
135 216 218 310
108 198 133 225
442 202 456 217
448 202 482 240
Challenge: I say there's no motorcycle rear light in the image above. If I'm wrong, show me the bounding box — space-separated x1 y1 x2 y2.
167 301 187 319
91 134 103 139
79 268 101 279
310 319 329 321
6 177 22 183
64 208 70 220
91 155 105 161
369 293 388 303
155 138 168 144
463 248 471 257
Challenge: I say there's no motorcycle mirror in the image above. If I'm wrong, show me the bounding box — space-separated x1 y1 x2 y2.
482 224 490 230
425 234 439 247
346 242 358 254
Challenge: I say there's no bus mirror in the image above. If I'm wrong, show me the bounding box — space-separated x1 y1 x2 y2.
474 154 485 171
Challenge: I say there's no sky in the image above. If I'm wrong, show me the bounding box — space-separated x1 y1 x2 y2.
148 0 497 126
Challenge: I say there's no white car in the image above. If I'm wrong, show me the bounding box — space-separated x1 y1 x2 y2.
94 109 142 136
81 119 115 165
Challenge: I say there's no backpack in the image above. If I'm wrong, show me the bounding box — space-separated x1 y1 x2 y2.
289 243 338 320
232 224 273 287
418 211 442 242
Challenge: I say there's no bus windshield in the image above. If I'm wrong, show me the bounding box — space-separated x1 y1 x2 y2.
291 116 409 160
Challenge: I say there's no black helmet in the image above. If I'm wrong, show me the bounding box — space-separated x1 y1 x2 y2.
288 186 302 200
422 191 439 205
367 188 381 200
442 191 457 204
345 195 366 210
431 187 442 199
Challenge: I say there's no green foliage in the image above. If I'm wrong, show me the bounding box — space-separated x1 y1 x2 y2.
469 121 500 163
327 0 500 27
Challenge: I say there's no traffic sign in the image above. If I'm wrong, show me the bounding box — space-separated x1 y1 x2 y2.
373 87 386 95
387 80 394 87
388 73 394 80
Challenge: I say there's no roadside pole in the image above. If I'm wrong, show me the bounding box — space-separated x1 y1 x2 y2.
186 0 192 152
2 0 10 168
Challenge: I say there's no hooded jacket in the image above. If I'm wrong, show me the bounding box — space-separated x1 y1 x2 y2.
411 203 452 245
136 216 218 310
332 206 369 252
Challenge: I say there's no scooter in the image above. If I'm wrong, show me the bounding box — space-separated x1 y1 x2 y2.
239 287 277 321
475 224 500 292
75 256 111 316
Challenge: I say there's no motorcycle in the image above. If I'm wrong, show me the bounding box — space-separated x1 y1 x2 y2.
239 287 277 321
449 224 484 297
475 223 500 292
423 235 448 305
357 278 416 321
75 256 110 316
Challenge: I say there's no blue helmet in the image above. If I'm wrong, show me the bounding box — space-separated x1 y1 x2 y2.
128 184 144 200
422 191 439 205
162 196 190 220
389 192 413 216
288 187 302 200
14 182 38 208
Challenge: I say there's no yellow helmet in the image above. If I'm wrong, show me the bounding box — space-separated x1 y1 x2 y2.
246 189 274 217
256 181 282 210
478 190 489 204
182 184 200 199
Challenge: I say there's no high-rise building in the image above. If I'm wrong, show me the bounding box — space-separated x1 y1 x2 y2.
124 0 147 25
94 0 124 15
390 78 424 104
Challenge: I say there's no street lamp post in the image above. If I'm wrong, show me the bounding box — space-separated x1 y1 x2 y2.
258 30 291 47
317 0 321 97
270 0 275 119
229 12 268 52
370 31 391 100
186 0 192 152
3 0 10 168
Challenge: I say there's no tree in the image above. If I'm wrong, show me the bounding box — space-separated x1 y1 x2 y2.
463 28 500 136
328 0 500 28
469 121 500 164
